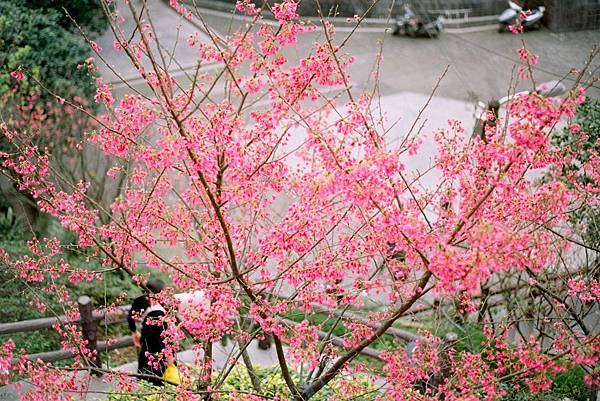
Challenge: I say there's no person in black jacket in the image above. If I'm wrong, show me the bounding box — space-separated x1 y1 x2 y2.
127 279 169 386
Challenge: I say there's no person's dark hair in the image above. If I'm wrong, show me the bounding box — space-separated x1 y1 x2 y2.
146 279 165 294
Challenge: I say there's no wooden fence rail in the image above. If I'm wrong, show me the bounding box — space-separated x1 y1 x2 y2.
12 336 133 365
2 295 438 370
3 296 132 366
0 305 130 336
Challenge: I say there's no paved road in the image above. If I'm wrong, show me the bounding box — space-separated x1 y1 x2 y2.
366 28 599 101
187 3 599 102
95 0 213 85
95 1 599 102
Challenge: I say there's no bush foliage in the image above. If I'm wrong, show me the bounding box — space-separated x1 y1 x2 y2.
553 98 600 247
103 366 378 401
0 0 96 105
24 0 108 33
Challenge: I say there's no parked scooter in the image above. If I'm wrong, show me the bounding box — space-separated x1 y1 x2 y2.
498 1 545 32
392 4 443 38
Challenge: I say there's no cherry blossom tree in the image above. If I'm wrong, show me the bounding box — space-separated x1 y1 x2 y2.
1 1 599 400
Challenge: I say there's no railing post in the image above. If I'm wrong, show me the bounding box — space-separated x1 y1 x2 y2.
78 295 101 373
257 333 272 350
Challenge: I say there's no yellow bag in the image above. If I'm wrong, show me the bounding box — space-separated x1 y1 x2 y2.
163 363 181 385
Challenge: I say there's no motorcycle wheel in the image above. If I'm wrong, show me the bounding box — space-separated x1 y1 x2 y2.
498 24 506 33
392 26 400 35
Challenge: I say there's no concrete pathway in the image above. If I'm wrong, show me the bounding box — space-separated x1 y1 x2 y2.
1 338 390 401
94 0 213 86
274 90 476 209
0 339 283 401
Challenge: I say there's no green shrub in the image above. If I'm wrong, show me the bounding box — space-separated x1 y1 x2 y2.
103 366 378 401
433 322 486 354
0 0 99 213
499 371 596 401
22 0 108 34
552 98 600 247
551 366 596 401
0 0 106 235
431 322 595 401
0 0 96 103
0 207 25 241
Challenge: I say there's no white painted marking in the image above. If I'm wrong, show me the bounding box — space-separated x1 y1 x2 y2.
110 61 224 88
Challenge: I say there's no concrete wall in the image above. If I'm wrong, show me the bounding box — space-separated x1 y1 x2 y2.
201 0 506 18
191 0 600 31
396 0 506 17
540 0 600 32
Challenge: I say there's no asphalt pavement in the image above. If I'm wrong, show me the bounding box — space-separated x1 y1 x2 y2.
95 1 599 103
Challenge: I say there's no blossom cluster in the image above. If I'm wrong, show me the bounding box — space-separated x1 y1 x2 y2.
1 1 598 400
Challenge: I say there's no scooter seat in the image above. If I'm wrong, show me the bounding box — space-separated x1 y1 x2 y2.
498 8 517 23
524 10 542 22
